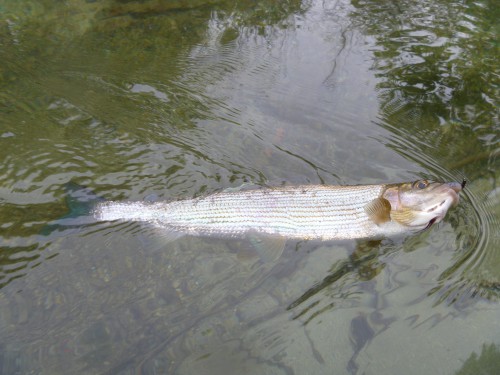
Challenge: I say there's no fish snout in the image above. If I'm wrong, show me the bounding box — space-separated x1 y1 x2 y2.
444 181 463 207
446 181 463 194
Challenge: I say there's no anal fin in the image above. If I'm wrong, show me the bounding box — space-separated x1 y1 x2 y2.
137 225 186 252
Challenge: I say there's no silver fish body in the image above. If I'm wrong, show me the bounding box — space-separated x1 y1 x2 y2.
94 180 462 241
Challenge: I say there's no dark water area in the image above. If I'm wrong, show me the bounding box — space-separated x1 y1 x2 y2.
0 0 498 374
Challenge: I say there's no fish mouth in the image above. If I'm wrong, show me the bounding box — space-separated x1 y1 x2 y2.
425 194 459 215
424 216 439 230
445 180 465 204
423 182 463 229
447 181 463 193
439 181 462 207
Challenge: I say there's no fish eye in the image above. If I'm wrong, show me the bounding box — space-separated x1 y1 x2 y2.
413 180 429 189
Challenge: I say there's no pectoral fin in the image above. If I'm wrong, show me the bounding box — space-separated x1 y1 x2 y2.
364 197 392 225
135 225 185 252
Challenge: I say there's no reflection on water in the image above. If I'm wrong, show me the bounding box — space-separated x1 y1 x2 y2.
0 0 499 374
350 0 499 304
457 343 500 375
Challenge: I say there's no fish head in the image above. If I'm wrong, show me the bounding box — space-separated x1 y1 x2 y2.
382 180 463 230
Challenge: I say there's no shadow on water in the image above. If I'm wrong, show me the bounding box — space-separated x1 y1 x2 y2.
288 240 386 323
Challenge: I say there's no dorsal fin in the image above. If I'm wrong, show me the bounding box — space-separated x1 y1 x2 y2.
364 197 392 225
221 183 263 193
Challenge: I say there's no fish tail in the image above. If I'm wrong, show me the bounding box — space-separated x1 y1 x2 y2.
40 181 104 235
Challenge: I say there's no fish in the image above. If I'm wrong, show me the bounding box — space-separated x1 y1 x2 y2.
93 180 464 241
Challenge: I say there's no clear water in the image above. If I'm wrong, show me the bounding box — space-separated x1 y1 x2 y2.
0 0 498 374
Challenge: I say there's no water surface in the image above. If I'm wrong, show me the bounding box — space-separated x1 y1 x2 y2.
0 0 499 374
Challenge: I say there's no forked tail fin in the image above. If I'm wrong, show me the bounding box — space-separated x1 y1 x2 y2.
40 182 104 236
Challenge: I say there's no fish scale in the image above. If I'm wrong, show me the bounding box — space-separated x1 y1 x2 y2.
94 181 463 241
95 185 388 240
